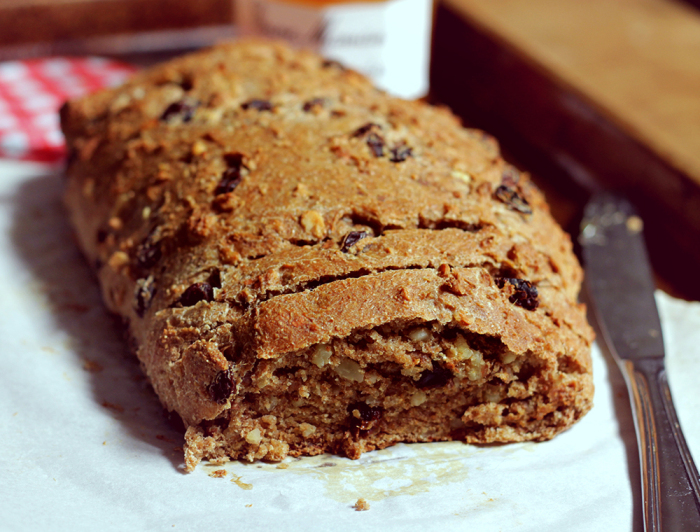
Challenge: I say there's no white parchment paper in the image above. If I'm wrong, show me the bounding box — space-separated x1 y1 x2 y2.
1 160 698 532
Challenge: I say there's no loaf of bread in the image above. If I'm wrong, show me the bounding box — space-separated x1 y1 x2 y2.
60 40 594 471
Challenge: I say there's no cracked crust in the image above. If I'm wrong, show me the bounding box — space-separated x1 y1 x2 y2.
61 40 594 471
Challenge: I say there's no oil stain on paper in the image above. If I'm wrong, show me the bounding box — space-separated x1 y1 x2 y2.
266 442 474 503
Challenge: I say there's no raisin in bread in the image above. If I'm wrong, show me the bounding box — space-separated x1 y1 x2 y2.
60 40 594 471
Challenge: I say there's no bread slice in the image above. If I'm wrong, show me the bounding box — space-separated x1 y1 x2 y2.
60 40 593 471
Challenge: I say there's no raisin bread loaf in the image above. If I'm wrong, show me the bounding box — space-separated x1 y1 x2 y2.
61 40 594 471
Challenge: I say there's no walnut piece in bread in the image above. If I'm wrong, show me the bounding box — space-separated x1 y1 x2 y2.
60 40 593 471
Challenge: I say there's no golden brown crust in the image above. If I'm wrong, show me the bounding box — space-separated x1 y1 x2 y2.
61 39 593 471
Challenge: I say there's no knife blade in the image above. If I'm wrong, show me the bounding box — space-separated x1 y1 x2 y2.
580 192 700 531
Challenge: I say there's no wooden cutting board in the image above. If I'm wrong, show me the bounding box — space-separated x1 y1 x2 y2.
0 0 232 45
431 0 700 294
0 0 235 62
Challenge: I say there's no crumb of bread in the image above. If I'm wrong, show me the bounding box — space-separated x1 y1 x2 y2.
209 469 227 478
353 498 370 511
101 401 124 413
82 360 103 372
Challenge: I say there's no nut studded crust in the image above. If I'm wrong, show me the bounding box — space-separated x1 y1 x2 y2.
61 40 594 471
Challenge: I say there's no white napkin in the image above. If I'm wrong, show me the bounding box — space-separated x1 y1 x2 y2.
1 160 698 531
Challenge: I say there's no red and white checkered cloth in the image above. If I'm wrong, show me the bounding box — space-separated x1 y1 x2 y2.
0 57 136 162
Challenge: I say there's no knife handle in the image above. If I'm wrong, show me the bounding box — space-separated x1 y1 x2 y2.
622 358 700 531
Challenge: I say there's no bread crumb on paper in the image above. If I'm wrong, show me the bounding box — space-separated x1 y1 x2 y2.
82 360 103 372
101 401 124 413
209 469 227 478
352 498 370 511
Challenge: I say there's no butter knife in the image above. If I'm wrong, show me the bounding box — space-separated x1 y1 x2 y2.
580 193 700 531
